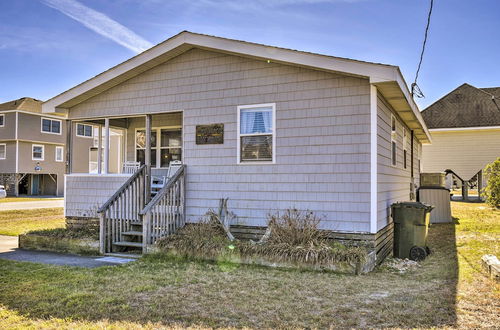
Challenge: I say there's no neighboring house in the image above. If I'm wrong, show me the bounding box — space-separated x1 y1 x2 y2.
421 83 500 199
0 97 100 196
42 31 431 259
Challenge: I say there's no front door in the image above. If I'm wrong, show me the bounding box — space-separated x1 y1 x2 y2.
31 174 40 195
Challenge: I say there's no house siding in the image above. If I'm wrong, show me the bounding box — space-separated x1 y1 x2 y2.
422 129 500 181
69 48 372 232
17 112 66 145
0 141 16 173
0 112 16 140
377 93 421 231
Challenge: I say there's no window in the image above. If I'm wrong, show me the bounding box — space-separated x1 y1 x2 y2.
41 118 61 134
237 104 275 163
391 115 397 167
0 114 4 127
76 123 93 137
32 145 44 161
0 144 5 159
55 146 64 162
403 128 408 169
135 128 182 168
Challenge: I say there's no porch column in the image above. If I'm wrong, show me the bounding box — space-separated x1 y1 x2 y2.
478 170 483 201
462 180 469 202
66 120 72 174
145 114 152 202
97 124 102 174
104 118 110 174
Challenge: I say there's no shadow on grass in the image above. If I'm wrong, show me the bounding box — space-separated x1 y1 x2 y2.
0 222 462 328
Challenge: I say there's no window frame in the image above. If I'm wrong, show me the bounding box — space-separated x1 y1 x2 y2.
0 143 6 159
403 128 408 169
390 115 397 167
0 114 4 127
55 146 64 162
41 118 62 135
32 144 44 161
237 103 276 164
134 126 183 169
76 123 94 138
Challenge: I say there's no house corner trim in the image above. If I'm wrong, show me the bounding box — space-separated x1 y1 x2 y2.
370 85 378 234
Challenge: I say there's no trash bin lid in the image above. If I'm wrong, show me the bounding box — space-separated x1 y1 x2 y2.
392 201 433 211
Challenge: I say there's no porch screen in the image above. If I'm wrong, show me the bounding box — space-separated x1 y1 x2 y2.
239 106 274 162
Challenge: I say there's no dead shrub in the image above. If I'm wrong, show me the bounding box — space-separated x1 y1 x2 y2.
266 209 325 245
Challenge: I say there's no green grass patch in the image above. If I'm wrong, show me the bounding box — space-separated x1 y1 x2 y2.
0 202 498 328
0 208 65 236
0 197 63 203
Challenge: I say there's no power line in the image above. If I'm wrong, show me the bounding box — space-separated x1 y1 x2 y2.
411 0 434 99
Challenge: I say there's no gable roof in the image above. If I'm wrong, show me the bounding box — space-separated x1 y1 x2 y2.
0 97 43 113
421 83 500 129
42 31 431 142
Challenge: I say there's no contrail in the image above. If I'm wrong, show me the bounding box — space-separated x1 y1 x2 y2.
41 0 153 53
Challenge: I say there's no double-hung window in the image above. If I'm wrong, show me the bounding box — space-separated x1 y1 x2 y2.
237 104 275 163
403 128 408 169
391 115 397 167
55 146 64 162
0 114 4 127
32 145 44 161
41 118 61 134
76 123 93 138
0 144 5 159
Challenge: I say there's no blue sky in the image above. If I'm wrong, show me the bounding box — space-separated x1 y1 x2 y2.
1 0 499 109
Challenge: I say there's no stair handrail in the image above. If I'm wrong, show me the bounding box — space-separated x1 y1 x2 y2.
139 165 185 215
98 164 147 214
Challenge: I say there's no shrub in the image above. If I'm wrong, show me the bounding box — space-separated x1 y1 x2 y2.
27 227 99 240
483 158 500 208
157 208 367 269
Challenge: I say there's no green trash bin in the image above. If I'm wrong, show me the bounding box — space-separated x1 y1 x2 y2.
392 202 434 261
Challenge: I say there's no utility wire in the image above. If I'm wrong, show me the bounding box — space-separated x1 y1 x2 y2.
411 0 434 98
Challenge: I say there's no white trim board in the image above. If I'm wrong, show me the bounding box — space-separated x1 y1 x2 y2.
429 126 500 132
369 85 378 234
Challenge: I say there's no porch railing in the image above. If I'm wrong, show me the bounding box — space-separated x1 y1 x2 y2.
139 165 186 253
98 165 147 254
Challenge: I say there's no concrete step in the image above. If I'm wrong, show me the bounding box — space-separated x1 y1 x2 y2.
104 252 142 259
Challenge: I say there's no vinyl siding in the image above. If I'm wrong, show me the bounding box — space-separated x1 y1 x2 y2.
69 48 372 232
422 129 500 181
17 112 66 144
0 112 16 140
377 93 420 230
0 141 16 173
65 175 129 217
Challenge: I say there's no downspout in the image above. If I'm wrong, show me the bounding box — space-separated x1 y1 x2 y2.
411 130 415 200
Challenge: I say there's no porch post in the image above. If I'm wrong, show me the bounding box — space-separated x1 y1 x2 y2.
97 124 103 174
145 114 152 202
66 120 72 174
104 118 110 174
478 170 483 201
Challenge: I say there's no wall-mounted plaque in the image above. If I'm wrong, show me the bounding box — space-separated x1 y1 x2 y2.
196 124 224 144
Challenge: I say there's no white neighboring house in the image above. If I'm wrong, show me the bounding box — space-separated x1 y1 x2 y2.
421 83 500 200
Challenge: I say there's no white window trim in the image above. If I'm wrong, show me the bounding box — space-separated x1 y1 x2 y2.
134 126 183 169
0 114 4 127
32 144 44 161
41 118 62 135
390 115 397 167
55 146 64 162
403 128 408 169
391 114 397 135
0 143 6 159
76 123 94 138
237 103 276 164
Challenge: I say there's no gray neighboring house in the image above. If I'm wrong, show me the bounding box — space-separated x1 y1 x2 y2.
0 97 95 196
42 31 431 260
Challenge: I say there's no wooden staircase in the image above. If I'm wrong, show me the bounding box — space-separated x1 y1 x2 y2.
98 165 186 255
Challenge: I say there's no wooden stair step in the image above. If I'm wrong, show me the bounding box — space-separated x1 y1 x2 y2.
122 231 143 236
113 241 143 248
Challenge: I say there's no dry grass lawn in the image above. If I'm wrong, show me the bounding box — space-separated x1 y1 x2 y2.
0 208 65 236
0 197 63 203
0 202 498 328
